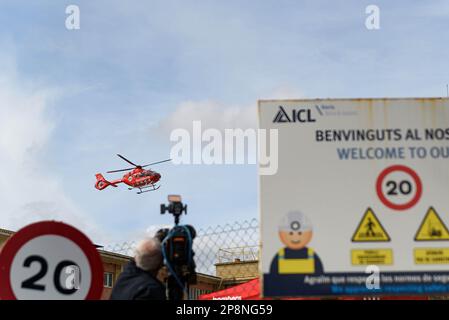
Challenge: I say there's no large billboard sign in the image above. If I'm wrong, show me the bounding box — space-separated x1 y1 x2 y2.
259 98 449 297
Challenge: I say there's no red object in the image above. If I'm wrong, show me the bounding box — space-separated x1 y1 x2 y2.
199 279 262 300
199 279 315 300
199 278 429 300
95 154 170 194
0 221 103 300
376 165 422 211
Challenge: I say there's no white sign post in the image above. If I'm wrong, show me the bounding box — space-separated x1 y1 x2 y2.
259 98 449 297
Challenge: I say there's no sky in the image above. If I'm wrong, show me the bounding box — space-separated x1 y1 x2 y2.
0 0 448 244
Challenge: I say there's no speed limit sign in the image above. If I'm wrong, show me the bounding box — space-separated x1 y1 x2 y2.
376 165 423 211
0 221 103 300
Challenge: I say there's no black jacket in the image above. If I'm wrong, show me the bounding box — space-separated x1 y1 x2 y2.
110 260 166 300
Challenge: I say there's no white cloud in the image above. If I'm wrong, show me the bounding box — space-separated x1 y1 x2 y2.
0 54 106 243
159 100 256 132
263 85 305 100
158 86 303 133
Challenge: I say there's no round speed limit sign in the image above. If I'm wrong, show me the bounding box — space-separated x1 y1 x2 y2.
0 221 103 300
376 165 423 211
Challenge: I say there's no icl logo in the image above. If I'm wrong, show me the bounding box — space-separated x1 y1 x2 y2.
273 106 316 123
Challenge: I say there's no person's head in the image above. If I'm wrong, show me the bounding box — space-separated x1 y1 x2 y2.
134 237 163 274
278 211 313 250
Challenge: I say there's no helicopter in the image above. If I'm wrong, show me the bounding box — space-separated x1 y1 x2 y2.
95 154 171 194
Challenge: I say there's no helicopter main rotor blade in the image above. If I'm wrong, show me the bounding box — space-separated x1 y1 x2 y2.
117 154 139 167
107 167 136 174
141 159 172 168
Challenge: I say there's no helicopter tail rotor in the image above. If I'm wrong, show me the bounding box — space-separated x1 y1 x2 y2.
95 173 117 190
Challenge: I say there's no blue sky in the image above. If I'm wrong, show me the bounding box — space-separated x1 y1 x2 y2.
0 0 448 244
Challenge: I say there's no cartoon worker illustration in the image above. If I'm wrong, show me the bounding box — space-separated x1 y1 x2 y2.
270 211 323 275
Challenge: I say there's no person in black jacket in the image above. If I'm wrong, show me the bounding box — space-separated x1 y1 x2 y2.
110 237 166 300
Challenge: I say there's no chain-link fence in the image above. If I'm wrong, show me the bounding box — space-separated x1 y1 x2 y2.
105 218 260 299
103 219 443 300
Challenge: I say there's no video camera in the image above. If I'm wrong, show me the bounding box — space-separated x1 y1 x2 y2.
158 195 196 300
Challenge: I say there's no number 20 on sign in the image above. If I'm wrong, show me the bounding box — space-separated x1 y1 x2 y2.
376 165 423 211
0 221 103 300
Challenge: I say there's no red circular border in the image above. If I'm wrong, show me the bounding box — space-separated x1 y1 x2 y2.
376 165 423 211
0 221 103 300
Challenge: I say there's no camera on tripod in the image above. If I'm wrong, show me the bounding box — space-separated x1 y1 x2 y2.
158 195 196 300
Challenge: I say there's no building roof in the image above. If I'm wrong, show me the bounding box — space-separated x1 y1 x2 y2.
215 260 258 266
97 249 132 262
0 226 132 262
0 228 14 237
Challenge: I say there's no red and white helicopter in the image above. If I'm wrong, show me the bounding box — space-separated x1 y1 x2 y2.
95 154 171 194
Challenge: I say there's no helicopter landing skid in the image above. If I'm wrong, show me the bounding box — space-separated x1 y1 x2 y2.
136 184 160 194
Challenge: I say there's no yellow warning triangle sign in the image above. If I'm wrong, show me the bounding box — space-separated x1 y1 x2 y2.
351 208 391 242
414 207 449 241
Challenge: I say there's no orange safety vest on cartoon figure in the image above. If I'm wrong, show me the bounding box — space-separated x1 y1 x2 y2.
277 248 315 274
